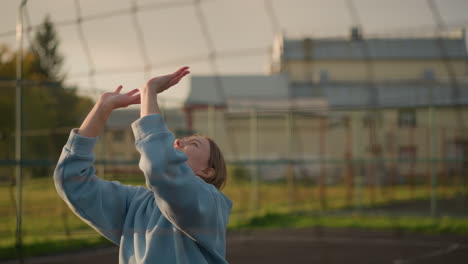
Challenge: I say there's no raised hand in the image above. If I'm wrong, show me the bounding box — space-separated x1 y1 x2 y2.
100 85 141 110
78 86 140 138
145 66 190 94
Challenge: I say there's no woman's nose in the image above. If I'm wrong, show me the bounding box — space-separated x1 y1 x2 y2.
175 139 184 148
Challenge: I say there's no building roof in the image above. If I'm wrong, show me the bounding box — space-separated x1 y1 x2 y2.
106 108 186 130
187 32 468 109
186 74 289 106
187 73 468 108
282 38 468 60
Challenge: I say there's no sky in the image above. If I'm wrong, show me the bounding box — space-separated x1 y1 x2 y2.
1 0 468 107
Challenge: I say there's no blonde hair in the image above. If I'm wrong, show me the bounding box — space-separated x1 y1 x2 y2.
203 137 227 190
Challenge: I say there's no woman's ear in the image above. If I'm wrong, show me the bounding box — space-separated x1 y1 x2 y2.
199 168 215 179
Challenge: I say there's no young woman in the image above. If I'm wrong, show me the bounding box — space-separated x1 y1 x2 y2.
54 67 232 263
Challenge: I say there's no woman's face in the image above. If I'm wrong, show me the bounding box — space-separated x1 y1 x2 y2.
174 136 211 178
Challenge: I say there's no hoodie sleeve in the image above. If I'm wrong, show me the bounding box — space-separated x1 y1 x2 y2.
53 129 138 245
131 114 231 242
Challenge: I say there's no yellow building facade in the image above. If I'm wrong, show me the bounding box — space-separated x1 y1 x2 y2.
187 29 468 184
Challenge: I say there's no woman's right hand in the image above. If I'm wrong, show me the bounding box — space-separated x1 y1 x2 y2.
144 66 190 95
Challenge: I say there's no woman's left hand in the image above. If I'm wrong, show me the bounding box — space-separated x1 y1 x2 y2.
99 85 141 111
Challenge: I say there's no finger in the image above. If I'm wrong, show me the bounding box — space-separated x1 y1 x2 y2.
130 95 141 105
171 71 190 85
130 94 140 101
173 70 190 81
126 88 139 96
175 69 190 78
114 85 123 93
172 66 189 77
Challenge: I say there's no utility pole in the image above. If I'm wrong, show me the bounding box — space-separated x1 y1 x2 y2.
15 0 29 257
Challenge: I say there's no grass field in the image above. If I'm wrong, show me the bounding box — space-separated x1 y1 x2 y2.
1 176 467 259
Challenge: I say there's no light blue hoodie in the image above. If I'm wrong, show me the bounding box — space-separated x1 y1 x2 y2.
54 114 232 263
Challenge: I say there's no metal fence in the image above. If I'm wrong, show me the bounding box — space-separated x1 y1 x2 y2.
1 0 468 259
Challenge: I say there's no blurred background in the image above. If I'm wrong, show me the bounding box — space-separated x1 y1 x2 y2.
1 0 468 263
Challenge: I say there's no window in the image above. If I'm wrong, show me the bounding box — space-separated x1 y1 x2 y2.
112 130 125 142
385 131 396 152
446 140 468 171
422 69 435 81
290 82 321 97
398 109 416 128
362 113 382 128
319 70 329 83
399 146 417 162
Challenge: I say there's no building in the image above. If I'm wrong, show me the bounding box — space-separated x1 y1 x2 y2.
186 28 468 183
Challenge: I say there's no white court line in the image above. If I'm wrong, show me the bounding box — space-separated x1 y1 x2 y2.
393 244 467 264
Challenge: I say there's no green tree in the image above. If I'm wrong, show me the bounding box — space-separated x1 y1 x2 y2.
0 16 93 180
0 45 38 161
30 15 64 83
